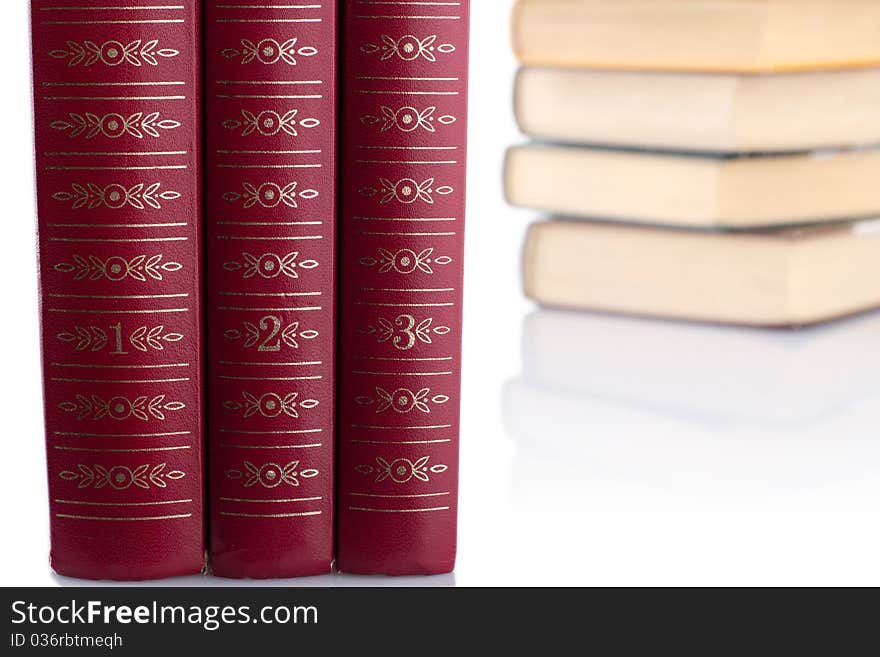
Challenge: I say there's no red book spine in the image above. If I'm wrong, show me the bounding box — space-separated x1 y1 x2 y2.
337 1 470 574
31 0 204 580
205 2 336 577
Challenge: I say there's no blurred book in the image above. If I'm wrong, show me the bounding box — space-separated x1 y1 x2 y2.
515 67 880 153
523 219 880 326
512 0 880 73
505 145 880 228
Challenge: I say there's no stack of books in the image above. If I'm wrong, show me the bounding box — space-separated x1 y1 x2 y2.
31 0 469 580
506 0 880 326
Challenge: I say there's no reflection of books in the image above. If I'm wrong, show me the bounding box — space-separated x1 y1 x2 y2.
515 68 880 153
523 220 880 327
505 145 880 228
504 377 880 503
519 309 880 423
503 310 880 502
512 0 880 73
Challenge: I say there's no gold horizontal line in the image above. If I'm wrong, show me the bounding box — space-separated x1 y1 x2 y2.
48 222 189 228
54 499 192 507
353 356 453 362
219 511 322 518
48 293 188 299
54 445 191 453
218 360 322 366
46 165 187 171
48 237 188 243
215 18 321 23
354 90 458 96
49 308 190 315
45 151 188 157
219 444 322 450
44 96 187 101
216 4 322 8
353 216 456 222
354 302 455 308
216 149 321 155
216 221 322 226
354 160 457 165
218 428 322 435
351 424 451 430
355 145 457 151
42 19 186 25
56 513 192 521
41 5 186 10
360 287 453 293
218 291 321 297
43 81 185 87
51 363 190 370
219 497 323 504
349 492 450 499
215 81 322 86
218 375 322 382
216 164 322 169
51 377 190 384
349 506 451 513
349 438 453 445
216 94 321 99
217 306 322 312
352 370 453 376
216 235 323 241
356 76 459 81
355 232 456 237
53 431 191 438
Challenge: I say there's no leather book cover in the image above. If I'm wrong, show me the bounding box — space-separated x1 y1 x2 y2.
337 0 470 575
31 0 204 580
205 1 336 577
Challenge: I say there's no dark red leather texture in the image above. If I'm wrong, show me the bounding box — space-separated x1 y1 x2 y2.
31 0 204 580
205 2 336 578
337 1 470 575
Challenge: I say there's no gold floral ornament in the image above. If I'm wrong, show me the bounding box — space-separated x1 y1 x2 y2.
52 183 181 210
226 461 319 488
222 109 319 137
356 387 450 414
59 394 186 421
222 252 319 279
360 106 456 133
222 181 317 209
54 255 183 282
359 248 453 275
223 316 318 351
223 392 318 419
57 325 183 352
60 464 185 490
51 112 180 139
221 38 316 65
49 39 179 67
359 314 452 351
360 34 455 62
359 178 453 205
355 457 448 484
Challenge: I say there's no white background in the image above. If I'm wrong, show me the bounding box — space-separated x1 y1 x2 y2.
3 0 879 587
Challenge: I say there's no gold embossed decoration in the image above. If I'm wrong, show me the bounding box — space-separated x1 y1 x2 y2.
225 461 319 488
355 457 449 484
60 464 185 490
49 39 179 67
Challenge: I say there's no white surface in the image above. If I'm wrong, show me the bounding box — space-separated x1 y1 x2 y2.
3 0 880 587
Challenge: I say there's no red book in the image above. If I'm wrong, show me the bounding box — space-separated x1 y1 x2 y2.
31 0 204 580
336 1 470 574
205 2 336 577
